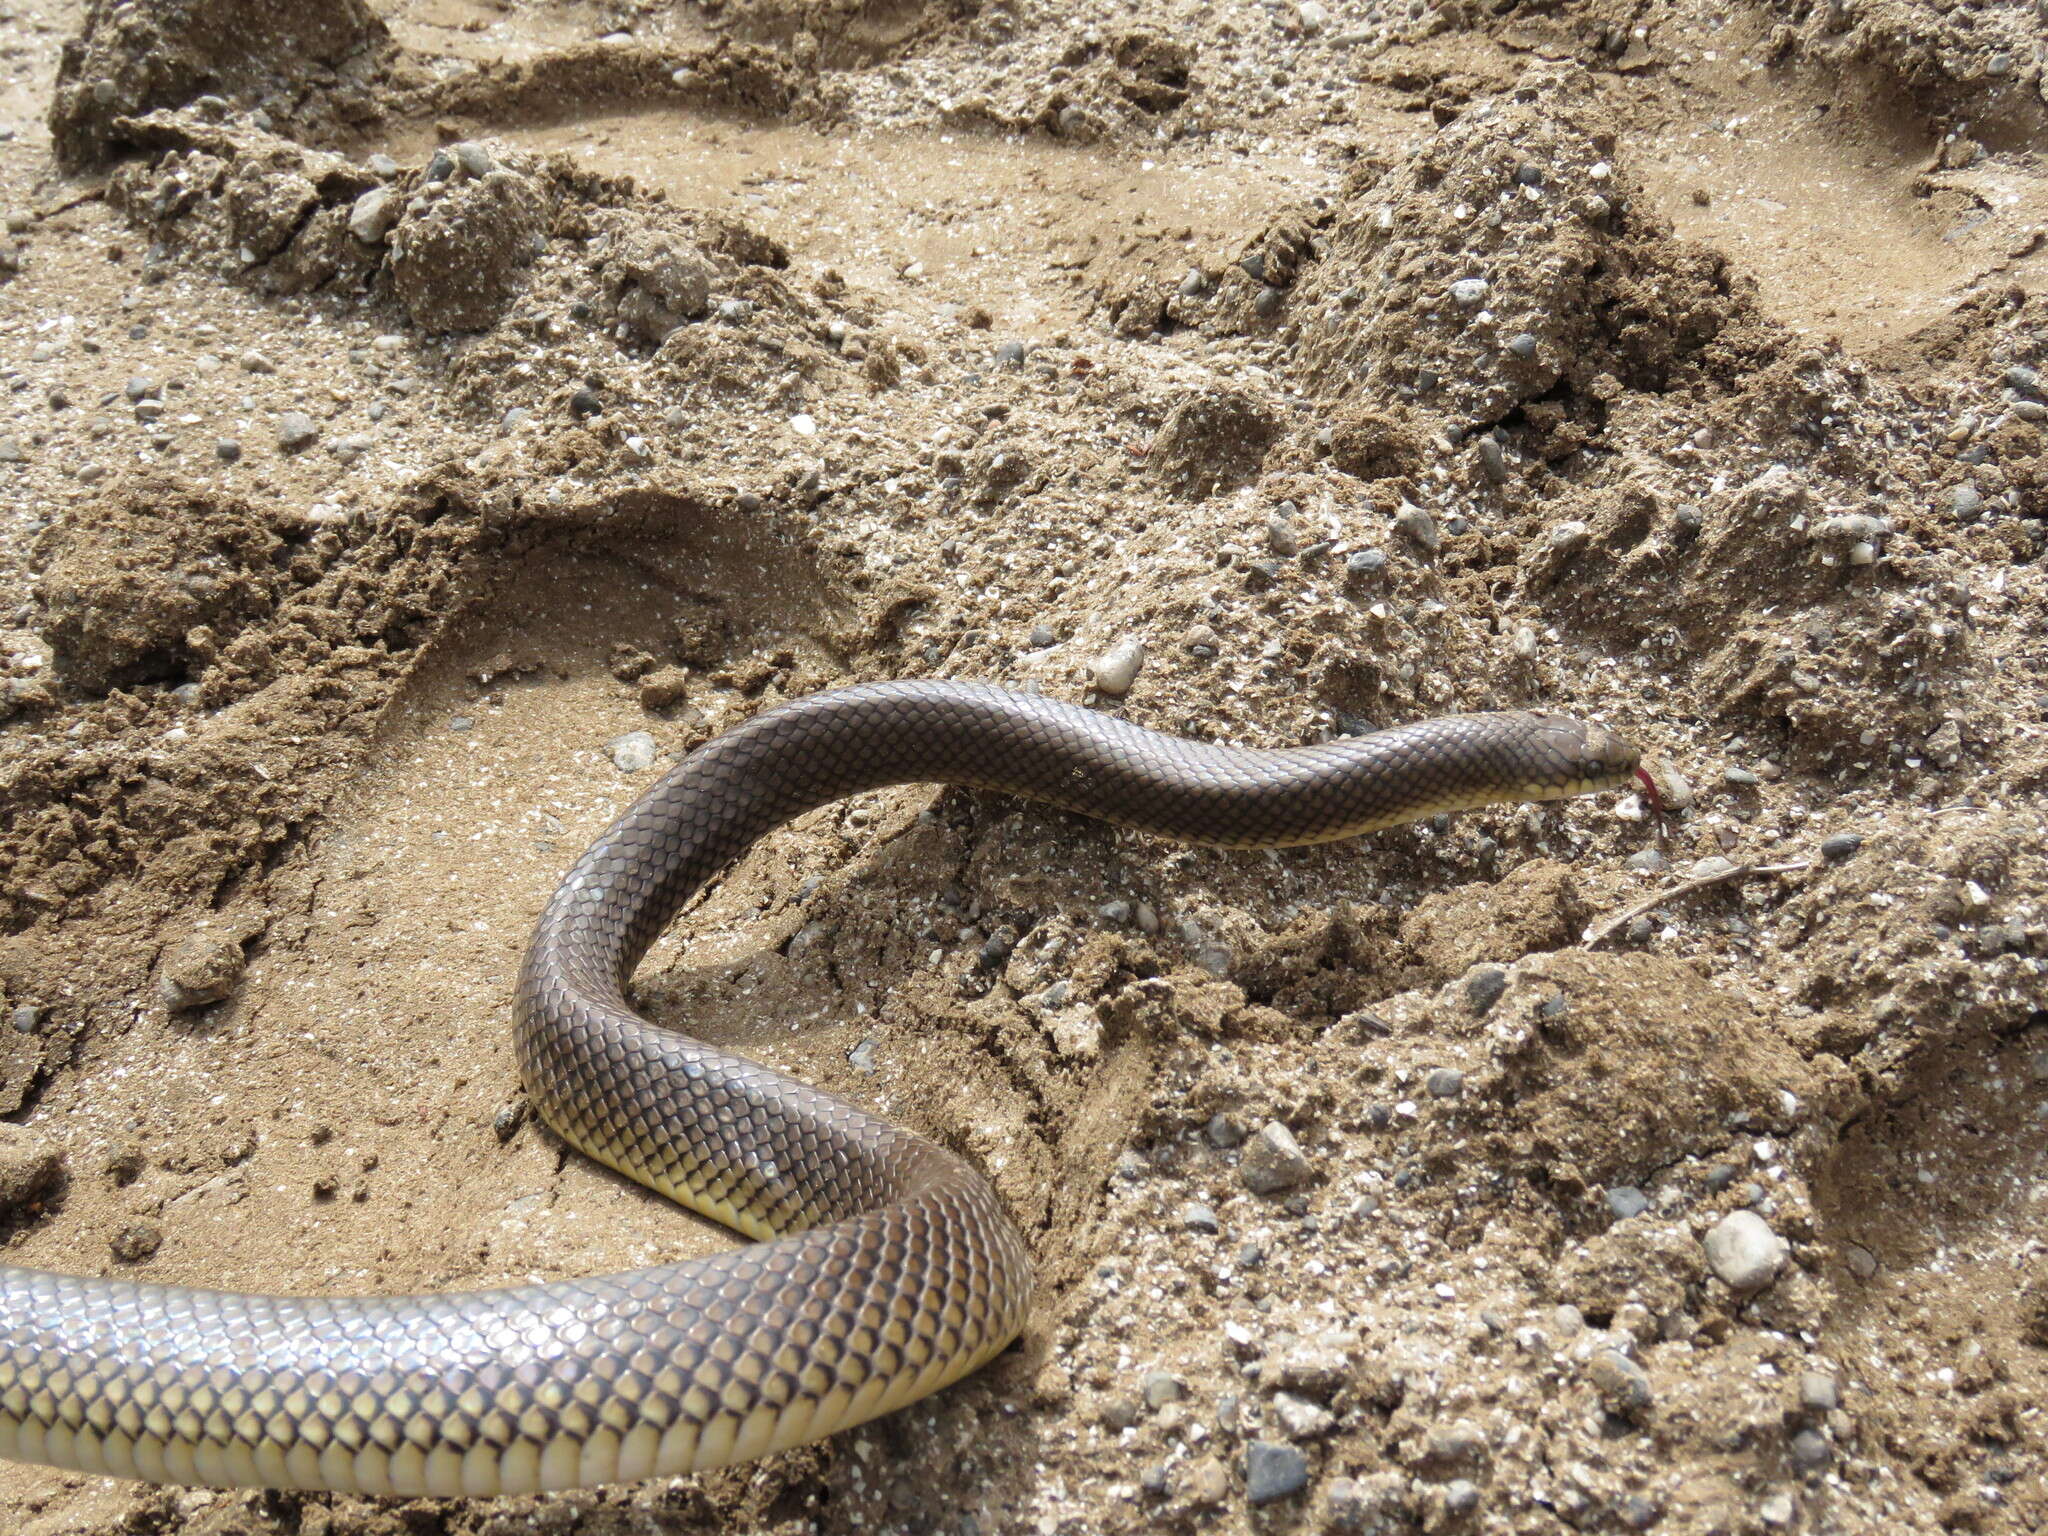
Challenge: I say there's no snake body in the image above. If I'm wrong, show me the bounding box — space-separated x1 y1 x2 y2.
0 681 1639 1495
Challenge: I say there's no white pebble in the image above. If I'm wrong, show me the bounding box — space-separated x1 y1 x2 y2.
608 732 660 773
1092 638 1145 696
1703 1210 1789 1292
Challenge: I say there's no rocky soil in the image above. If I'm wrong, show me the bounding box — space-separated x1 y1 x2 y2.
0 1 2044 1534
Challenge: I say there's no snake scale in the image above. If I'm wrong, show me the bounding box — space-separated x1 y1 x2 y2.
0 680 1641 1495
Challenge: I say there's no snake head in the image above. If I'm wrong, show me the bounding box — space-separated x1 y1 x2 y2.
1526 715 1643 800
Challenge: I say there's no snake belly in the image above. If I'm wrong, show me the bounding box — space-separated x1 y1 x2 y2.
0 681 1639 1496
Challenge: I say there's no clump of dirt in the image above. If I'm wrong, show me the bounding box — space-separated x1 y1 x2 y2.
49 0 391 172
34 474 286 694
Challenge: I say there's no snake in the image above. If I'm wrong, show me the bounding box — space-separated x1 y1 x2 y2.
0 680 1642 1496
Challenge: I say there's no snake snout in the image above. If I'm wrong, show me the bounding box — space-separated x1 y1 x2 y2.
1570 721 1641 790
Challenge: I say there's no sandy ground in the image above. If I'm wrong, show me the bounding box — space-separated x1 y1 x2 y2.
0 1 2045 1533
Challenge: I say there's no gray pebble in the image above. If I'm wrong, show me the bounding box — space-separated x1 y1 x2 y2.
994 339 1027 368
1266 519 1300 556
1504 332 1537 360
1789 1428 1831 1470
1449 277 1489 305
452 140 497 178
1724 766 1759 786
276 412 318 452
124 374 158 401
1619 1494 1660 1529
1444 1480 1480 1516
1239 1122 1313 1194
1180 1200 1220 1233
1760 1492 1796 1527
1625 849 1668 875
1141 1370 1183 1408
1820 833 1863 862
1606 1185 1650 1220
848 1038 877 1072
1798 1371 1840 1412
1951 484 1984 521
608 731 659 772
1394 502 1440 554
8 1006 37 1034
1097 899 1131 926
1464 964 1508 1014
1098 1397 1141 1431
713 299 752 324
240 349 275 374
1844 1243 1878 1279
1703 1209 1789 1291
367 153 400 178
1254 285 1284 317
1344 547 1386 579
329 433 373 465
1476 437 1507 483
349 186 399 245
501 407 530 434
1206 1113 1243 1148
569 387 603 420
1178 268 1210 297
1027 624 1057 649
1689 855 1740 881
215 437 242 463
0 436 34 464
1426 1067 1464 1099
1091 638 1145 696
1244 1440 1309 1504
2006 364 2042 397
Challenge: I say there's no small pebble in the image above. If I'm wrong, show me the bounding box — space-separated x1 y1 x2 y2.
1425 1067 1464 1100
215 437 242 463
1180 1201 1221 1233
109 1223 163 1263
1239 1122 1313 1195
994 339 1027 368
1444 1480 1480 1516
1244 1440 1309 1505
1950 484 1984 522
2005 364 2041 397
452 140 497 178
1703 1209 1790 1292
1788 1428 1831 1470
1027 624 1057 649
1394 502 1440 554
1205 1113 1243 1149
1689 855 1739 881
1504 332 1538 360
276 412 318 452
1586 1348 1653 1413
240 350 274 373
1092 638 1145 696
7 1006 37 1034
1606 1185 1650 1220
1449 277 1488 305
1798 1371 1840 1412
1271 1392 1334 1440
1819 833 1862 862
1344 547 1386 579
1141 1370 1183 1408
608 731 659 772
1625 849 1668 875
1463 964 1508 1014
1760 1491 1796 1528
570 387 603 420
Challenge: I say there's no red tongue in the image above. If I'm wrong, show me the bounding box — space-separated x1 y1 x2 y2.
1635 766 1665 816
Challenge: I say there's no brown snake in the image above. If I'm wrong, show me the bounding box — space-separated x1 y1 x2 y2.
0 680 1641 1494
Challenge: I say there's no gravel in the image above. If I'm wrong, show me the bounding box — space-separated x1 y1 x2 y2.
1463 964 1508 1014
276 411 318 452
608 731 659 772
1703 1209 1790 1291
1606 1185 1650 1219
1238 1121 1313 1194
1820 833 1863 862
1244 1440 1310 1504
1091 638 1146 695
